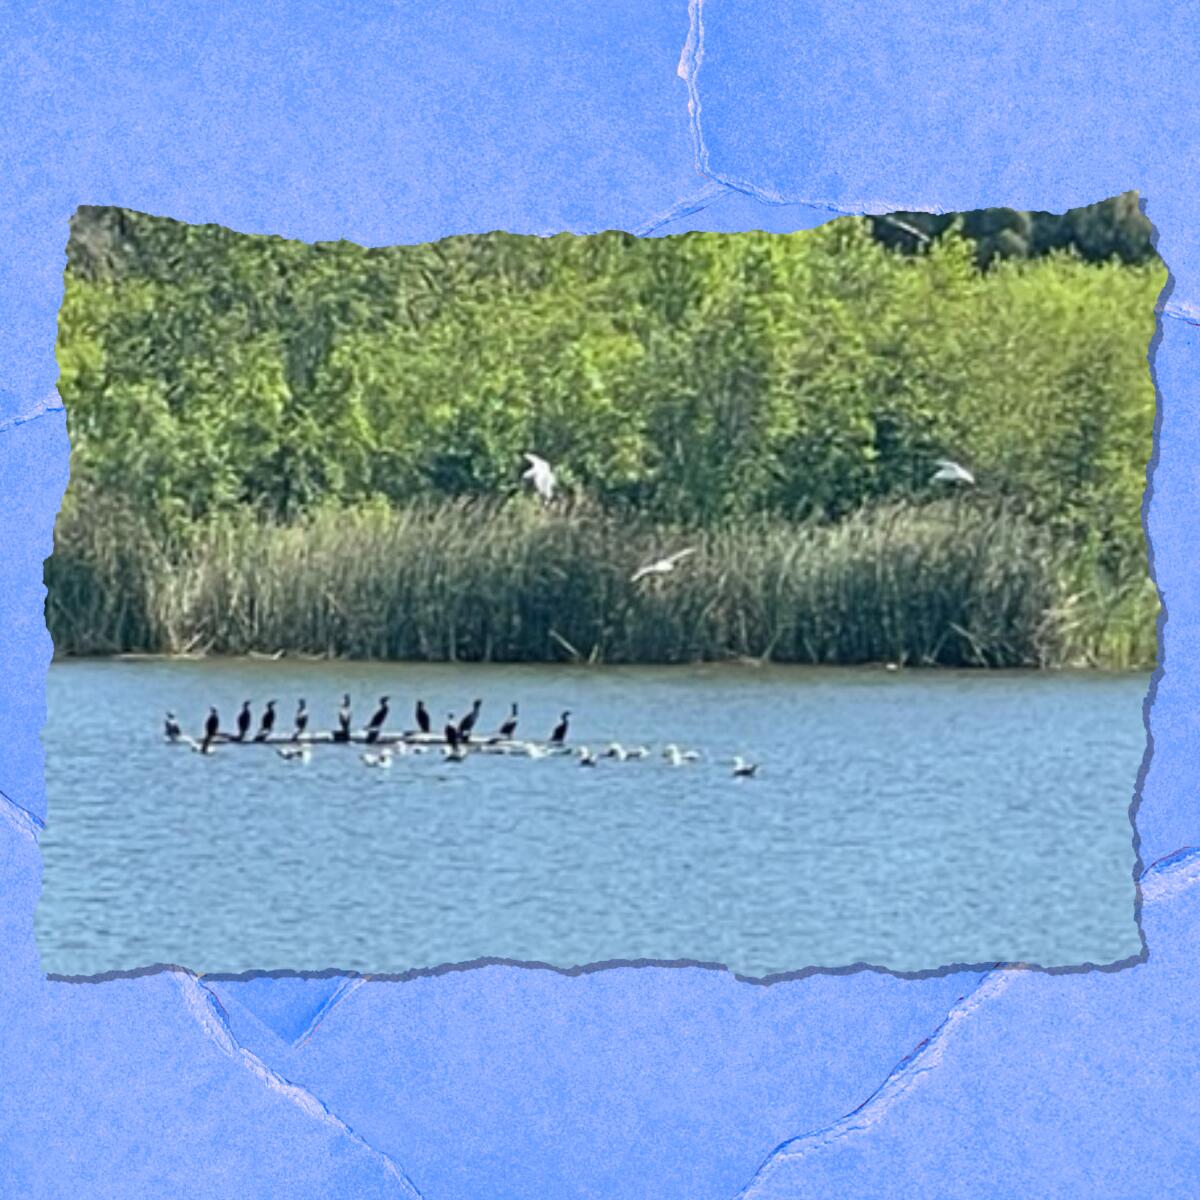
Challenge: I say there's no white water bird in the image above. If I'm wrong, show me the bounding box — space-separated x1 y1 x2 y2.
522 742 549 759
664 745 685 767
931 458 975 486
631 547 697 584
522 452 557 503
361 749 393 769
663 743 700 763
578 746 598 767
602 742 627 761
625 746 650 760
732 756 759 778
276 744 312 763
443 744 468 762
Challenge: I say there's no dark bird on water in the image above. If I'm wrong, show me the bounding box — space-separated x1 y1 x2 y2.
335 693 352 743
458 699 483 743
415 699 431 735
550 711 571 745
202 706 220 753
254 700 277 742
164 711 181 741
498 702 519 739
445 713 462 751
365 695 390 744
293 699 308 741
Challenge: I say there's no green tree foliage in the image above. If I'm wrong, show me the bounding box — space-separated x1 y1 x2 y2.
59 205 1163 578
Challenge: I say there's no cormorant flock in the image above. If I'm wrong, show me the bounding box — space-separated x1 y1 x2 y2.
163 694 759 777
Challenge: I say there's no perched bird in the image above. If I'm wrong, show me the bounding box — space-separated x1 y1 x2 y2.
415 699 431 735
164 711 181 742
202 706 220 754
236 701 252 742
932 458 975 486
365 695 390 744
578 746 598 767
254 700 277 742
458 699 483 743
497 702 519 739
293 699 309 741
445 714 461 751
549 711 571 745
336 694 352 743
631 547 697 584
732 756 759 778
521 452 557 503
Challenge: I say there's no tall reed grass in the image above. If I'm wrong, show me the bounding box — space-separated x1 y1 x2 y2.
45 496 1157 668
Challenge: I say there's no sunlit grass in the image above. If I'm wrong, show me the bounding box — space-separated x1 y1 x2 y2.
45 496 1157 669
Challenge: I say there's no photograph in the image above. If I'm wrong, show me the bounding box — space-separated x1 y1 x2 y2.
38 194 1162 978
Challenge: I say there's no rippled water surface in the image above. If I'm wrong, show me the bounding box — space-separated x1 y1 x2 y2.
37 659 1146 976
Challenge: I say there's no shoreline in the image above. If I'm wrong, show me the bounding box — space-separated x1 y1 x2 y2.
48 651 1154 676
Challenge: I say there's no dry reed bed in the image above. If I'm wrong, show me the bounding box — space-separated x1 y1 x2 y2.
45 497 1157 668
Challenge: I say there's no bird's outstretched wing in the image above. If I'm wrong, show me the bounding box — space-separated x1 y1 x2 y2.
664 547 697 567
630 564 655 583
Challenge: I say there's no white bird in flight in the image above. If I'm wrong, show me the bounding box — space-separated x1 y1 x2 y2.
631 547 697 584
931 459 975 486
522 452 557 503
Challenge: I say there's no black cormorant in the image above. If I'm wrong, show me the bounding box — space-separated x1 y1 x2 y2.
550 711 570 745
335 694 352 743
254 700 277 741
457 699 483 743
498 703 519 739
444 714 461 750
202 706 220 753
416 700 431 734
164 711 181 741
293 699 308 741
365 695 390 744
236 701 252 742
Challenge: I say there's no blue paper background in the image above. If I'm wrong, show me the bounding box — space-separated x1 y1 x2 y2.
2 3 1197 1195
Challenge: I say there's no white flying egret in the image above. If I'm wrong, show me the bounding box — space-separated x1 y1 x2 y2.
932 459 975 486
522 452 557 502
631 547 697 584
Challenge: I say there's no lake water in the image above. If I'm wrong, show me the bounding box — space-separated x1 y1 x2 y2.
36 659 1146 977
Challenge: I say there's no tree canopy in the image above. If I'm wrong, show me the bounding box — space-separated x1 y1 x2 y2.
59 204 1163 570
